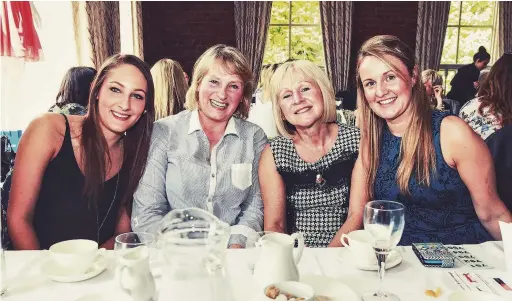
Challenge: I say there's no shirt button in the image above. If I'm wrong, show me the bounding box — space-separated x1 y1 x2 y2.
211 173 215 178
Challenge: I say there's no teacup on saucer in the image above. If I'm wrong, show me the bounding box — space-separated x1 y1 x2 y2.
49 239 102 275
42 252 107 283
337 248 402 271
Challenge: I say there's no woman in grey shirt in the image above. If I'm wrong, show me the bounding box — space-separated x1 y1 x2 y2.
131 45 267 247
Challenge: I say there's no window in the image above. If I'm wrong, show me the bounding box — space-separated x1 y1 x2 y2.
439 1 497 92
262 1 325 67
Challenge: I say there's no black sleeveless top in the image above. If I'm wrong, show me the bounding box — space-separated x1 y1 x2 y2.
33 114 122 249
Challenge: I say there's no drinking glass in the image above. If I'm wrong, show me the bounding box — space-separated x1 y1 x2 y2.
114 232 155 254
362 200 405 301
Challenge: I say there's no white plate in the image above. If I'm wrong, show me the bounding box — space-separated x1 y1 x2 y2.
448 291 507 301
336 248 402 271
301 274 360 301
41 253 107 283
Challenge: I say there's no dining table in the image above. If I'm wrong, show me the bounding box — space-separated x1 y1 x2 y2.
1 241 511 301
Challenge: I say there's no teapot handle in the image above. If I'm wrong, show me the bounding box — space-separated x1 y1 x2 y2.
291 232 304 265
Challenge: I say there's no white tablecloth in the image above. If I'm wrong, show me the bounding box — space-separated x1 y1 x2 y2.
2 242 512 301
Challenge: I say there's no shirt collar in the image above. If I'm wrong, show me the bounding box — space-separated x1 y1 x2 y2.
188 109 239 137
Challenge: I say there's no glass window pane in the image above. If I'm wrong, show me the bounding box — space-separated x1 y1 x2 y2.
444 70 457 95
457 28 492 64
290 26 324 66
291 1 320 24
441 27 459 65
270 1 290 24
460 1 494 26
263 26 290 64
448 1 461 25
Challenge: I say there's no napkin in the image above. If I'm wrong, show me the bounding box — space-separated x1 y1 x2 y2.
499 221 512 275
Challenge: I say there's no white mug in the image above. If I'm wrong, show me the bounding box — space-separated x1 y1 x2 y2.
49 239 104 275
340 230 376 263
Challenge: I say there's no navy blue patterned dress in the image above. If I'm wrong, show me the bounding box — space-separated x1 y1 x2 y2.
374 110 493 245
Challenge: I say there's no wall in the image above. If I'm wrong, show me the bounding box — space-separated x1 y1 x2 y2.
141 1 236 75
348 1 419 88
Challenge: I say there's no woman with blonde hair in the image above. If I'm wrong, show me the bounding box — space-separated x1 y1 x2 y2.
150 58 188 119
259 60 360 247
132 45 267 247
353 35 511 245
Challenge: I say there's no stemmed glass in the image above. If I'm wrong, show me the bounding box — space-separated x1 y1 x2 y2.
362 200 405 301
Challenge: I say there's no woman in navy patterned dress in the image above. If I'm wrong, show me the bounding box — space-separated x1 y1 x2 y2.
259 60 360 248
352 35 511 245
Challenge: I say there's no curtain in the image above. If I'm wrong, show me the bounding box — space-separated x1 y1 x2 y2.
1 1 42 61
499 1 512 54
320 1 353 93
85 1 120 69
132 1 144 59
234 1 272 86
414 1 450 71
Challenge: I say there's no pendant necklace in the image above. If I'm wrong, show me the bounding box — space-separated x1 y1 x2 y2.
96 173 120 244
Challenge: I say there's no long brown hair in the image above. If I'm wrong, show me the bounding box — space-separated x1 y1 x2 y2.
477 53 512 126
151 58 188 119
356 35 435 197
81 54 155 209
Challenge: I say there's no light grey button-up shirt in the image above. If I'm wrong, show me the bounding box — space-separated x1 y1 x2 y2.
131 110 267 243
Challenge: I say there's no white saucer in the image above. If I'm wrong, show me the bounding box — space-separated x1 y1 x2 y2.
448 291 507 301
41 253 107 283
300 275 360 301
336 248 402 271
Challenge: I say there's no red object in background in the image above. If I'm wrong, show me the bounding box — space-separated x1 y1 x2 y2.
1 1 42 61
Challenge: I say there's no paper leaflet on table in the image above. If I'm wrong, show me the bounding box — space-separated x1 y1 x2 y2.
499 221 512 278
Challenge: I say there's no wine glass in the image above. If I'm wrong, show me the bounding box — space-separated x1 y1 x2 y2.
362 200 405 301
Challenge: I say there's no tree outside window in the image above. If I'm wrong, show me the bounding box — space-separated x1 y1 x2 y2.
262 1 325 68
439 1 497 92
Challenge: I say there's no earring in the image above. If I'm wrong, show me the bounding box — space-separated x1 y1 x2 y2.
123 131 127 136
143 110 147 114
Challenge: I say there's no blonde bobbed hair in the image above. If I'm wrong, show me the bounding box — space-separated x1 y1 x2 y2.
185 44 254 119
356 35 435 197
268 60 337 138
151 58 188 120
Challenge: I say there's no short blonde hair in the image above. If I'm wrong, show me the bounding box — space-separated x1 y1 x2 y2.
268 60 337 138
185 44 254 119
421 69 443 86
151 58 188 119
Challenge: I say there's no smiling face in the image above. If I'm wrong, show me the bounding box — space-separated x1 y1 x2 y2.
197 60 244 124
277 75 325 129
358 55 415 122
96 64 147 136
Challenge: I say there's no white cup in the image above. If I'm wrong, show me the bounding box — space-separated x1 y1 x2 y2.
340 230 376 263
49 239 103 274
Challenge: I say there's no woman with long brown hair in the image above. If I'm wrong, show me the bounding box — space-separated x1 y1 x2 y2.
8 54 155 250
351 35 511 245
460 53 512 140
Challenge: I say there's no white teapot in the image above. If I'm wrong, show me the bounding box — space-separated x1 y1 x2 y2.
253 232 305 289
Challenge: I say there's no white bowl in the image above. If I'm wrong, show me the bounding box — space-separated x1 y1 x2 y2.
448 291 507 301
49 239 99 275
263 281 315 301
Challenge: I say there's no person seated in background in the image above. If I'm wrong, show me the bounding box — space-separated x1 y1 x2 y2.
248 63 281 138
354 35 511 245
48 66 97 115
8 54 155 250
131 45 267 247
151 58 189 120
459 53 512 140
259 60 360 248
421 69 460 115
447 46 490 108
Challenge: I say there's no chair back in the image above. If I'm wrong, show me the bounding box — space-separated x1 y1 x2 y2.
485 125 512 212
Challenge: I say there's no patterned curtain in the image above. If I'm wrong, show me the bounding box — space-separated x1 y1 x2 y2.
132 1 144 59
499 1 512 54
415 1 450 71
234 1 272 86
320 1 353 93
85 1 120 69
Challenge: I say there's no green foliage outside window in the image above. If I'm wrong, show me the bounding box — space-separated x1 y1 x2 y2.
263 1 325 67
440 1 496 92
